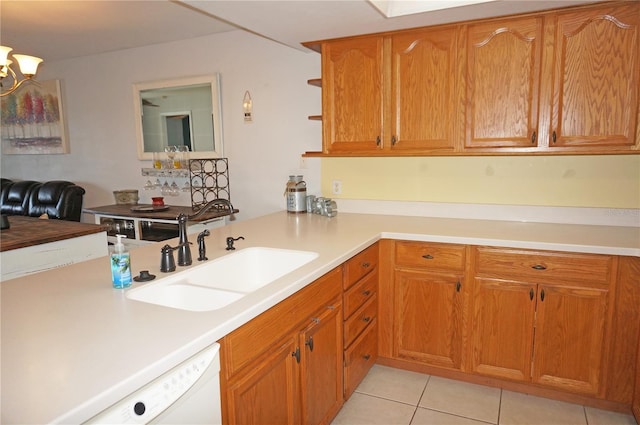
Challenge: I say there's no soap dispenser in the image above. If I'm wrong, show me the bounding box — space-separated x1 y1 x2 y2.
111 234 132 288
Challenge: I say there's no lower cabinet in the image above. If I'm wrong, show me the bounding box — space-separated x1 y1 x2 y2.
469 247 612 396
392 241 466 370
220 267 343 425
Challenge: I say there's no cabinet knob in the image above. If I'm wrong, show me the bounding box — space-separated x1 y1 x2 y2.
362 316 371 323
362 290 371 296
376 136 381 146
392 135 397 145
362 262 371 269
552 131 557 144
530 288 534 300
292 347 301 363
531 130 537 144
363 354 371 361
305 336 314 352
540 289 546 302
422 254 434 260
456 281 461 292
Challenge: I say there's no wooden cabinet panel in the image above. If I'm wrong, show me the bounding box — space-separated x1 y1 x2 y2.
394 269 464 369
465 17 543 149
344 319 378 399
395 241 466 271
343 242 378 289
322 37 384 152
390 27 459 151
344 269 378 318
532 284 608 395
222 267 341 376
550 3 640 149
225 336 300 425
221 267 343 425
470 278 536 381
475 246 612 285
344 294 377 346
300 304 343 425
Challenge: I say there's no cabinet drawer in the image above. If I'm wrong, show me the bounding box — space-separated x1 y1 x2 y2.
344 268 378 319
344 319 378 399
475 247 613 285
221 267 342 376
344 294 377 347
395 241 465 272
344 243 378 290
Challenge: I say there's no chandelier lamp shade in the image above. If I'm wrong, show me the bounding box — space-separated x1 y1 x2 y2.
0 45 43 97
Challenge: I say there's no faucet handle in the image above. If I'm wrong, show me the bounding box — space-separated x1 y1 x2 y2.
160 244 177 272
226 236 245 251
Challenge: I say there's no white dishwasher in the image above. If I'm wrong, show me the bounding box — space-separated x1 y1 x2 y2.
86 343 222 424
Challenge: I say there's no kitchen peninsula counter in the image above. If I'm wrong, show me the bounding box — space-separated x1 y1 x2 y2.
2 211 639 424
0 216 107 252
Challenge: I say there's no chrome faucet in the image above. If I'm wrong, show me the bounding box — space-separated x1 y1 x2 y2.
188 199 235 221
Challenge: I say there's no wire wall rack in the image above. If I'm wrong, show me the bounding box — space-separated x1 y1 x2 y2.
189 158 231 210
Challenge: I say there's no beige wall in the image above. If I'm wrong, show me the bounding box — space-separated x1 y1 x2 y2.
321 155 640 208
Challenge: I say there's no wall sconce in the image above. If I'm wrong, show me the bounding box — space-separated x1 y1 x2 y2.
0 45 43 97
243 91 253 122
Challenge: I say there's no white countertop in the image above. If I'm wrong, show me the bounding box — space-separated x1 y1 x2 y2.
2 211 639 424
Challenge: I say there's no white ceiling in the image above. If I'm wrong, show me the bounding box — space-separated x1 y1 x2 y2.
1 0 595 62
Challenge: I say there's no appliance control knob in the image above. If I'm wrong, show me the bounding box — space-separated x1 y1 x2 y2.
134 401 146 416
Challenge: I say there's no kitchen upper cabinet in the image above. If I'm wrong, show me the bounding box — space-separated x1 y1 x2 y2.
464 17 543 149
322 37 384 153
469 246 613 396
319 27 460 155
389 27 460 152
305 1 639 156
549 3 640 150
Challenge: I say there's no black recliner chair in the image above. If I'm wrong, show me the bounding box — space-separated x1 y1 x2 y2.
1 179 86 222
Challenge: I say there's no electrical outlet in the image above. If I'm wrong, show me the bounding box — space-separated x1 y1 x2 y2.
332 179 342 195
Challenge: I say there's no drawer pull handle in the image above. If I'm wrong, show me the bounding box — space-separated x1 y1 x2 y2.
422 254 434 259
531 264 547 270
363 354 371 360
362 290 371 296
305 336 314 352
362 316 371 323
362 262 371 269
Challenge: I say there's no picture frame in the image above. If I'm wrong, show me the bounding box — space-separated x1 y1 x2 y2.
1 79 69 154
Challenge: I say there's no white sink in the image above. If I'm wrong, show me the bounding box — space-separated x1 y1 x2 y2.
126 247 318 311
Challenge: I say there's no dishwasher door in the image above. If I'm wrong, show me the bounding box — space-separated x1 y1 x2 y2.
87 343 222 425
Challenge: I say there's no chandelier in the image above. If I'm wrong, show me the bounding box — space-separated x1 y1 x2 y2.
0 46 43 97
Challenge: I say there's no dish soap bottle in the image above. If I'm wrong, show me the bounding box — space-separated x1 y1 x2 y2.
111 234 132 289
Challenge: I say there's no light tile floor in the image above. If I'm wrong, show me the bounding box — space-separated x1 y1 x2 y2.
332 365 636 425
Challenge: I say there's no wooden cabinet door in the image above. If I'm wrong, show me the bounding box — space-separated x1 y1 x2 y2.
390 27 459 152
470 278 536 381
532 284 608 395
394 269 463 369
464 17 543 149
550 3 640 149
225 336 300 425
300 304 343 425
322 37 384 153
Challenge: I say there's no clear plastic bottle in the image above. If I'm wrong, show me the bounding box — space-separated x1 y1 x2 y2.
110 234 132 289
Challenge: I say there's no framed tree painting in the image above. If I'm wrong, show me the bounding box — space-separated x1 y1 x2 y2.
1 79 69 154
